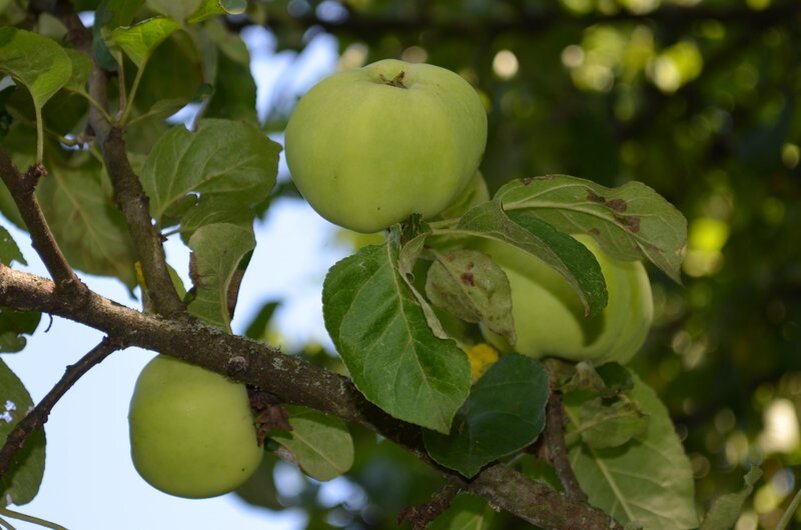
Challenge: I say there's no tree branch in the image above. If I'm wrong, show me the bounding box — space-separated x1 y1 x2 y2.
0 336 121 478
0 148 84 295
544 390 587 502
0 264 622 530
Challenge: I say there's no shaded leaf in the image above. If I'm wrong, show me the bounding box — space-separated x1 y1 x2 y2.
574 396 649 449
37 158 138 287
0 309 40 353
496 175 687 283
146 0 204 22
187 223 255 331
271 405 354 482
323 239 471 433
235 456 282 510
63 49 92 95
423 353 548 477
427 493 496 530
425 248 515 345
140 118 279 232
108 17 181 69
0 359 46 507
441 201 607 317
566 371 698 529
700 467 762 530
243 300 280 341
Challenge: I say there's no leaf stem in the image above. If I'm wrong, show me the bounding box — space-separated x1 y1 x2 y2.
0 514 17 530
34 105 43 163
0 508 67 530
118 64 146 125
776 486 801 530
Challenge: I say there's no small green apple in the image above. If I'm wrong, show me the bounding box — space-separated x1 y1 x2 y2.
128 355 263 498
482 234 653 365
285 59 487 233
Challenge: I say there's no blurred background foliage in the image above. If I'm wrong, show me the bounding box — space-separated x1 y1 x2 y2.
2 0 800 527
236 0 800 528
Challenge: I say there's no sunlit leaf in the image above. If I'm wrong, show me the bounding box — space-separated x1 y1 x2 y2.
323 239 471 433
188 0 248 24
0 28 71 111
495 175 687 283
140 118 279 233
271 405 354 481
0 359 46 507
566 371 698 529
108 17 181 69
146 0 204 22
423 353 548 477
187 223 255 331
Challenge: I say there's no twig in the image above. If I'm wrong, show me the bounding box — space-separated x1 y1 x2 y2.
0 148 84 294
544 390 587 502
398 478 462 529
0 265 623 530
0 507 67 530
776 486 801 530
0 337 122 478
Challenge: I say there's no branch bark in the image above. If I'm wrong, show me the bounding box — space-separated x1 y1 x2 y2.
0 148 84 295
0 264 622 530
0 337 121 478
544 391 587 502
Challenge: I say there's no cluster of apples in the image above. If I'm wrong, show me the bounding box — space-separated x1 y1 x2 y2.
128 59 652 499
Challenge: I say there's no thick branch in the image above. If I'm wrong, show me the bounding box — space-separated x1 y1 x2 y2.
0 265 622 529
0 337 121 478
0 148 84 293
544 391 587 502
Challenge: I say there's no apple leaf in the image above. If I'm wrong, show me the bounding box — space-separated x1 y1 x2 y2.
427 493 496 530
0 309 40 353
270 405 354 482
0 359 46 507
108 17 181 69
323 239 471 433
0 226 25 266
235 457 282 510
445 200 607 317
566 371 698 529
187 223 255 331
397 231 450 340
146 0 204 22
140 119 280 234
573 396 649 449
699 467 762 530
423 353 548 477
36 158 138 287
63 49 92 96
425 248 516 345
495 175 687 283
188 0 248 24
0 28 71 112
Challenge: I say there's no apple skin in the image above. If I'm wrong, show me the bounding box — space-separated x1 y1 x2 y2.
128 355 263 499
285 59 487 233
482 234 653 365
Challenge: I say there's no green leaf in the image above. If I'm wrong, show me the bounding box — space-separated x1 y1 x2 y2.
0 225 25 265
36 158 138 287
0 28 71 160
566 371 698 529
322 240 471 433
0 309 40 353
63 49 92 95
243 300 280 341
140 118 280 232
0 28 71 111
96 0 144 30
425 248 516 345
235 456 282 510
108 17 181 69
270 405 354 482
187 223 255 331
441 200 607 317
699 467 762 530
427 493 496 530
0 359 46 507
496 175 688 283
146 0 204 22
188 0 248 24
423 353 548 477
573 396 649 449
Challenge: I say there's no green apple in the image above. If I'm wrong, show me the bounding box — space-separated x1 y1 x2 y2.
435 170 490 220
285 59 487 233
128 355 263 498
482 234 653 365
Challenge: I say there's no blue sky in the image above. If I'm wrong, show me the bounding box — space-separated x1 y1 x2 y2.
1 25 350 530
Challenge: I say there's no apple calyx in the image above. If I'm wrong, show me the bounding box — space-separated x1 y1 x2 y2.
380 70 408 88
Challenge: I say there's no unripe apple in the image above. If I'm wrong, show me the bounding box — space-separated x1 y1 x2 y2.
128 355 263 498
482 234 653 365
285 59 487 233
